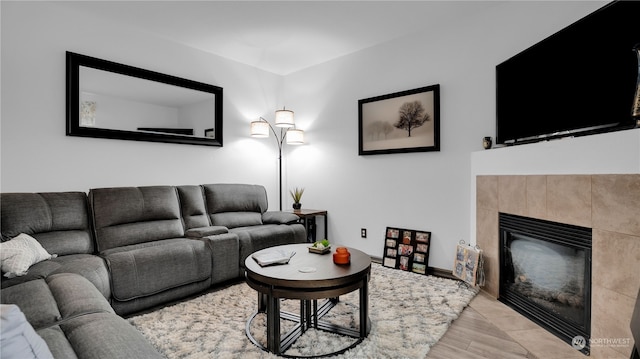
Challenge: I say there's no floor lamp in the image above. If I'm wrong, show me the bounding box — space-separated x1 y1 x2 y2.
250 108 305 211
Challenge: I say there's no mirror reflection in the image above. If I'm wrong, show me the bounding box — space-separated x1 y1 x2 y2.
79 67 216 138
66 52 223 146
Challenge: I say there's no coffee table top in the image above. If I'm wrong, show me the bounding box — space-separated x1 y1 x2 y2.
244 243 371 295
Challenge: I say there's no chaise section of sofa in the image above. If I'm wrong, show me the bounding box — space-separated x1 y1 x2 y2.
201 183 307 267
89 186 212 316
0 192 110 299
1 273 162 359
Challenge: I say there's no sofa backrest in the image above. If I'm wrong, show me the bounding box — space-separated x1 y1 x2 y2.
176 185 210 230
0 192 94 256
201 184 268 228
89 186 184 252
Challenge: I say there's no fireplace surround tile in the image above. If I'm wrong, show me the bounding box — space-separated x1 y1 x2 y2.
476 175 498 210
526 175 547 219
476 206 499 295
593 174 640 237
498 176 527 216
591 286 637 358
546 175 592 228
592 229 640 299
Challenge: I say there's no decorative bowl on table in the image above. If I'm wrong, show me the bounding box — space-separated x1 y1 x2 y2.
308 239 331 254
308 245 331 254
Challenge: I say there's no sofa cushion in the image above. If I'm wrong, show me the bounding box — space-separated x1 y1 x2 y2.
0 304 54 359
45 273 114 319
177 185 211 230
102 238 211 301
1 254 110 299
202 184 269 228
89 186 184 251
1 273 113 330
262 211 300 224
1 279 62 329
1 234 56 278
36 326 76 359
0 192 93 256
60 312 163 358
210 212 263 228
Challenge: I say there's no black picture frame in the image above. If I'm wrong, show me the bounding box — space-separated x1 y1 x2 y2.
382 226 431 275
358 84 440 155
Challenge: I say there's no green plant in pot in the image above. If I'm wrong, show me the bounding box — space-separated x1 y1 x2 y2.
290 187 304 210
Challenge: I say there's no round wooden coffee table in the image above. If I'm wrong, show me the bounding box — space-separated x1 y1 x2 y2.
244 243 371 357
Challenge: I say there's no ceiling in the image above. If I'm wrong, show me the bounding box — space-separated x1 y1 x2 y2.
57 1 498 75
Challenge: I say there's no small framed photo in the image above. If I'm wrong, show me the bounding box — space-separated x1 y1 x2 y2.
383 257 396 268
386 228 399 238
416 232 430 243
386 248 397 258
412 263 426 275
386 239 396 248
413 253 425 263
402 230 412 244
358 84 440 155
416 243 429 253
399 256 410 271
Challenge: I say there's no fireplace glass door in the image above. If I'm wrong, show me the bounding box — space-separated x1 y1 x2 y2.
499 213 591 354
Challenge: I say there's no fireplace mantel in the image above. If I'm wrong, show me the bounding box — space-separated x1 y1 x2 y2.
476 174 639 358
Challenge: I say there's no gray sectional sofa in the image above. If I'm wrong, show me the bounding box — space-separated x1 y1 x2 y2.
0 183 306 358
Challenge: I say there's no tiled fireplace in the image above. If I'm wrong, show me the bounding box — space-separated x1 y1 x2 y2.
476 174 640 358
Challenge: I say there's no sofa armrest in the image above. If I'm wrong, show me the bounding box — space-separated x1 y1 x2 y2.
199 233 240 284
185 226 229 238
262 211 299 225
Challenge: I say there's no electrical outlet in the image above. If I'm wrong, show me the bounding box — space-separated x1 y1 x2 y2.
361 228 367 238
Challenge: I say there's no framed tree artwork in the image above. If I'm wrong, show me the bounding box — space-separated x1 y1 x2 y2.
358 84 440 155
382 226 431 275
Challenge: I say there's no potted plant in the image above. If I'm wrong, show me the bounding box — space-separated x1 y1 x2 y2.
289 187 304 210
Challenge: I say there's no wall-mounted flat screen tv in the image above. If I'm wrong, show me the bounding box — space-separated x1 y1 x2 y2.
496 0 639 145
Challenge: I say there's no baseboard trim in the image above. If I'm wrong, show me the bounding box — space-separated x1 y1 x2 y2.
370 256 459 281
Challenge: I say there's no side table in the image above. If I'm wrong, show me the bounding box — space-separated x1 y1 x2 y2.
288 209 327 243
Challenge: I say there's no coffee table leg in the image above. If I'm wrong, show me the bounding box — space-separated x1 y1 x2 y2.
313 300 318 328
258 293 266 313
359 276 369 338
266 294 281 354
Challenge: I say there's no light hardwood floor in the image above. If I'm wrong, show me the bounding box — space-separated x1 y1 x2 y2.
427 291 592 359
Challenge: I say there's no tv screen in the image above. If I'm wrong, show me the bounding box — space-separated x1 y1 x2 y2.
496 1 639 145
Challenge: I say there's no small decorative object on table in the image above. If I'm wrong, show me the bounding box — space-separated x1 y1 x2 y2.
309 239 331 254
333 247 351 264
482 136 492 149
290 187 304 210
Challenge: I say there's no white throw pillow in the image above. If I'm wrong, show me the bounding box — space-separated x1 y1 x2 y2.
0 234 56 278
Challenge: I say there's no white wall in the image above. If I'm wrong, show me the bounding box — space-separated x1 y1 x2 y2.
0 2 285 205
3 1 636 271
281 1 626 269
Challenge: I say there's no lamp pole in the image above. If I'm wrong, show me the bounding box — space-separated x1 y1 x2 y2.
269 125 288 211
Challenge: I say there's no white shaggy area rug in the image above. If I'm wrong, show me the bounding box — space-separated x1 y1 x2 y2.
128 263 478 359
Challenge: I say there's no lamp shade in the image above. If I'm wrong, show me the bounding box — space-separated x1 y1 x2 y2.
250 120 270 137
286 128 305 145
274 109 294 128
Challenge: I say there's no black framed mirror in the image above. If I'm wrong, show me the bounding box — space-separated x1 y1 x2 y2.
66 51 223 146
